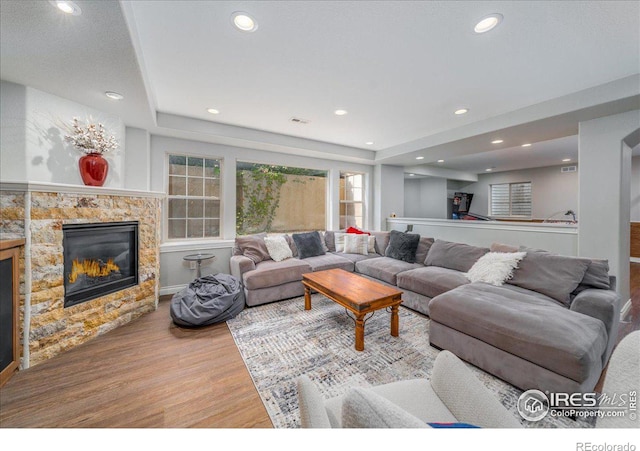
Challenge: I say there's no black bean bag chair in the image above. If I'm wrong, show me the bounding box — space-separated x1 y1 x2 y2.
170 273 245 327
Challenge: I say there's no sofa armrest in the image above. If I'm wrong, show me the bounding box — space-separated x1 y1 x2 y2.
570 288 619 340
230 255 256 281
430 350 522 428
570 288 620 363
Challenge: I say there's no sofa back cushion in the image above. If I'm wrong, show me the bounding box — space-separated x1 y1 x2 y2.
235 233 271 264
415 236 435 264
292 231 326 259
507 248 590 306
385 230 421 263
425 240 489 272
369 231 390 255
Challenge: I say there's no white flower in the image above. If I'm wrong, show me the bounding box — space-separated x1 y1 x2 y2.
64 117 119 155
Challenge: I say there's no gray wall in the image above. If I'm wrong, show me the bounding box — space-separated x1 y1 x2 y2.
632 155 640 222
403 177 448 219
458 164 579 221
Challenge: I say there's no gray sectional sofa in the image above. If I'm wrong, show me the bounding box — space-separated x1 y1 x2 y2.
229 229 620 395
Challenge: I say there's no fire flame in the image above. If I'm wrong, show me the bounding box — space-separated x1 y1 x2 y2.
68 258 120 284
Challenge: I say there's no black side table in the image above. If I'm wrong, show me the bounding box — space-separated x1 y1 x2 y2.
183 253 215 278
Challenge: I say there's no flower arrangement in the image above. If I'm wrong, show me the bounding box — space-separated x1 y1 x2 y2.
64 117 119 155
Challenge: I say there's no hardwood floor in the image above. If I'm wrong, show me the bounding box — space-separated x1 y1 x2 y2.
0 297 272 428
2 264 639 428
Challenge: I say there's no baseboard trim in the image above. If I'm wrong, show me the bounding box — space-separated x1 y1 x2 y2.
159 284 187 296
620 299 632 321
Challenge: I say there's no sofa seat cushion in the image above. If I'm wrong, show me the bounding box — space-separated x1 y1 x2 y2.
335 252 382 265
243 258 312 290
355 257 422 285
429 283 608 383
397 266 469 299
305 253 355 272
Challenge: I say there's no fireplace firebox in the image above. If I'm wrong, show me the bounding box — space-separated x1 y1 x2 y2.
62 222 139 308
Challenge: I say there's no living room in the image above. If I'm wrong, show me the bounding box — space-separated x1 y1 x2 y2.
0 0 638 447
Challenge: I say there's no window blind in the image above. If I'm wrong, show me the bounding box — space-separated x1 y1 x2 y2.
490 182 532 217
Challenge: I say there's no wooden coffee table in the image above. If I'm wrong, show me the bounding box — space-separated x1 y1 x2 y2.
302 268 403 351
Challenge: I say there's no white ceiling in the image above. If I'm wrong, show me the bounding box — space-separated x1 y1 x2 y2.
1 0 639 177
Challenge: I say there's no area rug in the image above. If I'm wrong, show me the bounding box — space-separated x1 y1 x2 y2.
226 294 594 429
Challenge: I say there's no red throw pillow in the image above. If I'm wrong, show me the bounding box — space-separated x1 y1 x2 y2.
346 226 370 235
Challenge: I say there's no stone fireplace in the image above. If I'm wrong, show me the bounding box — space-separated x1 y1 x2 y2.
0 182 162 368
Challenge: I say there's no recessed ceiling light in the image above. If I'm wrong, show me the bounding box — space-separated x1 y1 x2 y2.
365 141 374 145
521 143 532 148
231 12 258 32
485 168 494 172
50 1 81 15
562 158 571 162
409 174 415 177
474 13 503 34
416 156 425 160
491 139 504 144
437 159 444 163
334 109 348 116
105 91 123 100
207 108 220 114
454 108 469 115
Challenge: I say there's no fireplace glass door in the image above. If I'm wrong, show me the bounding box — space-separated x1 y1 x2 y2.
62 222 139 308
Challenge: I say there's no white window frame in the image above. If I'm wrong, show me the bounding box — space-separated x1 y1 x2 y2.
489 181 532 218
165 153 223 241
339 171 366 229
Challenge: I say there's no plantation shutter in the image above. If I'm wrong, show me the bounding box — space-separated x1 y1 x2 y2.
490 182 532 217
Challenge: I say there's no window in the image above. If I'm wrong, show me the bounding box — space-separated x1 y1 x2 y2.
167 155 221 239
490 182 532 217
340 172 365 229
236 162 327 235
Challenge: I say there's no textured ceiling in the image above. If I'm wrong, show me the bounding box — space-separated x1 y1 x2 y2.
1 0 639 175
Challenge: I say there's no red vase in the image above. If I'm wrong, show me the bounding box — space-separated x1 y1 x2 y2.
78 153 108 187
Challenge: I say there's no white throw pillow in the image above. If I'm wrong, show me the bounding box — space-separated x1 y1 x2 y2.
334 232 347 252
343 234 369 255
465 251 527 286
263 235 293 262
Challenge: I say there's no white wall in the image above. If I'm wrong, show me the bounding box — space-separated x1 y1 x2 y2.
124 127 151 191
404 177 448 219
0 81 27 181
578 109 639 304
632 155 640 222
374 164 404 230
0 81 126 187
458 164 579 221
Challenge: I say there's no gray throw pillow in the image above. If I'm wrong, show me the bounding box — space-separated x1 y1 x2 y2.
235 233 271 264
424 240 489 272
517 246 611 295
414 236 435 264
508 249 590 306
292 231 326 259
385 230 421 263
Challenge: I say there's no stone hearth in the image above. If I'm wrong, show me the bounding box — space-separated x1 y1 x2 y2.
0 182 162 368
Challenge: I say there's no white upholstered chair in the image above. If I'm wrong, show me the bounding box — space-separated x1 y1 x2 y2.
296 349 522 428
